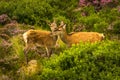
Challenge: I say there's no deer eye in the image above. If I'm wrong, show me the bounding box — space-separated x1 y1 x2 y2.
53 27 58 31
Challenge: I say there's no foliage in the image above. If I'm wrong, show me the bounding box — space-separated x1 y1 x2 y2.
0 14 11 25
0 38 12 59
0 0 120 33
112 20 120 33
0 0 54 26
0 36 22 80
39 40 120 80
79 0 119 11
0 0 120 80
0 0 78 29
94 21 108 32
10 35 24 61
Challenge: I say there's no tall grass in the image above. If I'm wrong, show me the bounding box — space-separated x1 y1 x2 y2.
10 35 24 61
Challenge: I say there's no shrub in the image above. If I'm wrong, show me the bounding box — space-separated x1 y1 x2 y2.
0 38 12 59
0 14 11 25
39 40 120 80
79 14 102 31
10 35 24 61
94 21 108 32
79 0 119 11
112 20 120 33
0 0 54 26
0 0 78 29
98 7 120 23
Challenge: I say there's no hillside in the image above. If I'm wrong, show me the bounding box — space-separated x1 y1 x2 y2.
0 0 120 80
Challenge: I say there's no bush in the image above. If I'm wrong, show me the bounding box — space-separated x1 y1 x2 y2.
112 20 120 33
98 7 120 23
0 38 12 59
79 14 102 31
94 21 108 32
0 0 119 34
39 40 120 80
0 0 78 29
0 0 54 26
10 35 24 61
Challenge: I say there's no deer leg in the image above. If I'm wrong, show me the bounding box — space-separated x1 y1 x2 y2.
35 48 41 55
35 47 44 56
34 47 46 57
49 48 53 57
24 46 30 64
45 47 50 57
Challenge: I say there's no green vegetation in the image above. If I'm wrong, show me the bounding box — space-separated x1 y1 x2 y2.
0 0 120 80
40 40 120 80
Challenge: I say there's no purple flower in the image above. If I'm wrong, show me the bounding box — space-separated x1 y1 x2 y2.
79 0 86 6
101 0 112 5
93 0 99 4
0 14 10 24
118 6 120 12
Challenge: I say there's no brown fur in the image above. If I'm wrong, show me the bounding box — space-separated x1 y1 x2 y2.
23 29 58 62
23 20 59 63
54 22 105 47
63 32 104 46
24 30 57 47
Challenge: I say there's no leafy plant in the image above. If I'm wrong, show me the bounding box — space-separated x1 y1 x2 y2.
10 35 24 61
39 40 120 80
112 20 120 33
94 21 108 32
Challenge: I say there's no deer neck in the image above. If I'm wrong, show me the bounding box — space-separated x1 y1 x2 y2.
60 32 70 45
50 33 58 41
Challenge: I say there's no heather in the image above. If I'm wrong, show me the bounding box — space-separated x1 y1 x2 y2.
0 0 120 80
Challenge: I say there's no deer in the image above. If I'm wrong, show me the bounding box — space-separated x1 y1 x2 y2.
23 20 58 63
52 21 105 47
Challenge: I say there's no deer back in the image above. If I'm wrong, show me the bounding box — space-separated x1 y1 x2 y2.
23 29 58 48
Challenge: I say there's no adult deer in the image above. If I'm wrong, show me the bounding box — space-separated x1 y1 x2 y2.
23 20 58 63
53 21 105 47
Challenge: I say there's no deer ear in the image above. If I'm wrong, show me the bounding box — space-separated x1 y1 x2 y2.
63 24 66 29
53 19 56 23
60 21 64 25
48 23 51 27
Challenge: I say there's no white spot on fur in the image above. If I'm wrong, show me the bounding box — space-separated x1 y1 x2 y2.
100 33 105 39
23 32 28 43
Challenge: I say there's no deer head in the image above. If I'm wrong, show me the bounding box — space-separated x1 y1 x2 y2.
47 19 58 33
